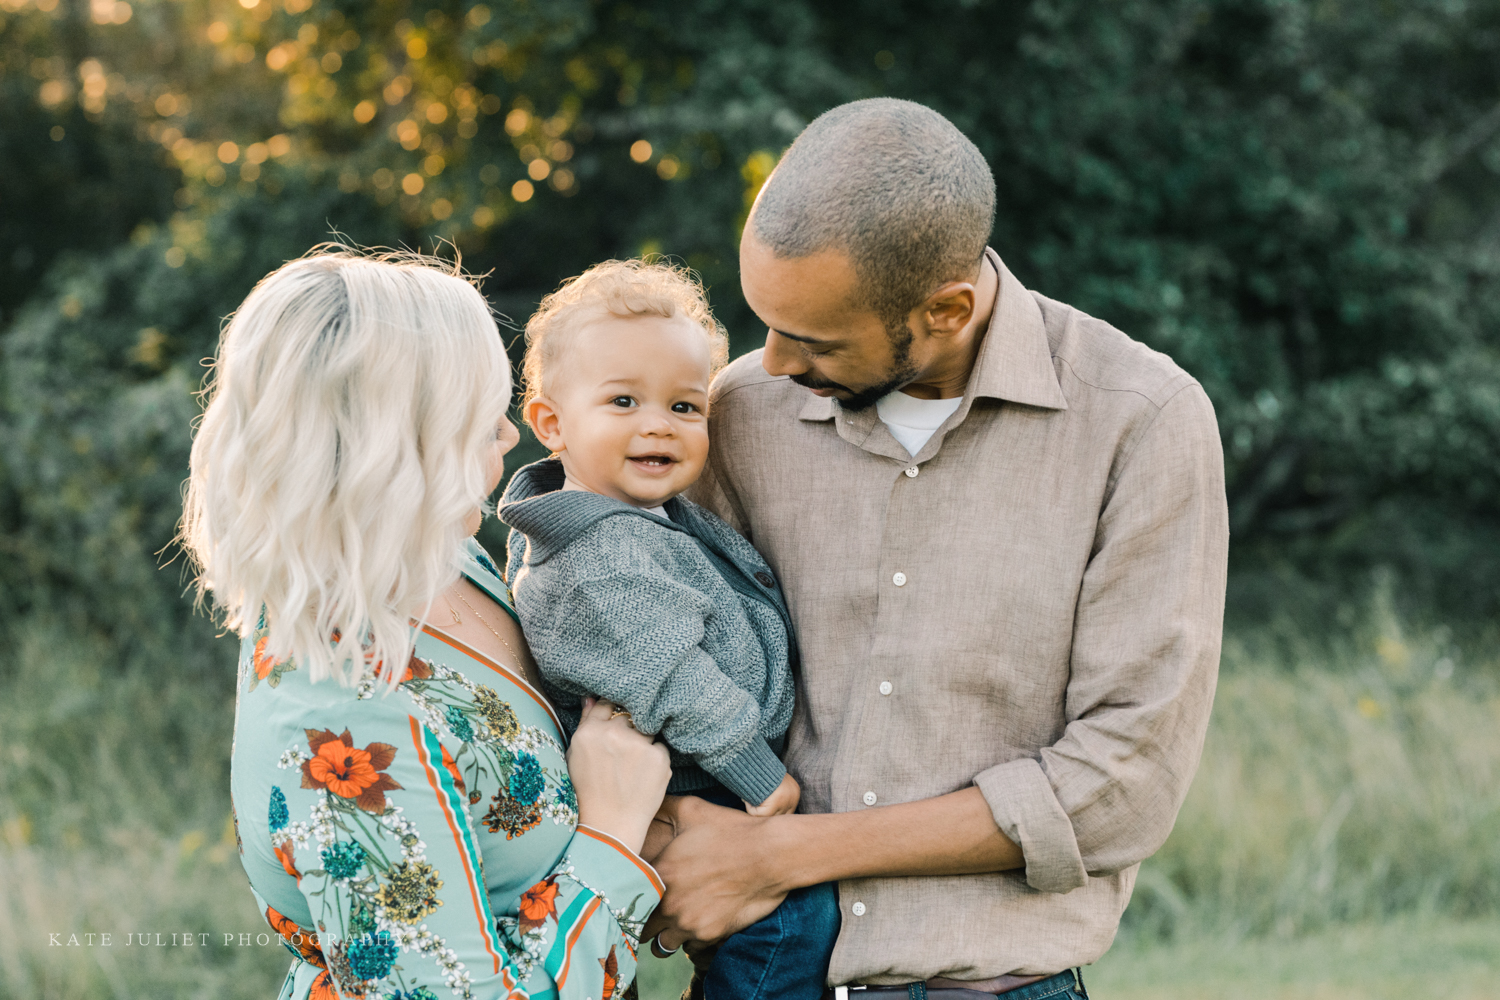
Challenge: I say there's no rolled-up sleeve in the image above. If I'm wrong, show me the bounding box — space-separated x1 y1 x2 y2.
977 383 1228 886
974 758 1088 892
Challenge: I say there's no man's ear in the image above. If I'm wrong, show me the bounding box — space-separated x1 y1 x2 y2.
526 396 566 453
919 281 977 337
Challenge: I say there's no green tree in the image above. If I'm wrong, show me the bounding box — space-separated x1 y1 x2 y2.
3 0 1499 663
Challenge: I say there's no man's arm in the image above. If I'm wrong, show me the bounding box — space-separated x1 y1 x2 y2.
982 382 1227 881
644 787 1023 946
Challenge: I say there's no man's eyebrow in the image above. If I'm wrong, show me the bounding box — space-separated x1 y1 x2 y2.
772 328 837 346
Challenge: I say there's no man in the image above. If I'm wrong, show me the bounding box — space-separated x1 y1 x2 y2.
647 98 1228 999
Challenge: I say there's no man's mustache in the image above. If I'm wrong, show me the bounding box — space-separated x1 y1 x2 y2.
789 372 848 393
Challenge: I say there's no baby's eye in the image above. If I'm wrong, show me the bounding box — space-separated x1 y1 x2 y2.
609 396 637 408
670 402 699 414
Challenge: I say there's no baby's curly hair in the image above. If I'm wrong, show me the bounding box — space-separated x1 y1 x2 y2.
521 258 729 419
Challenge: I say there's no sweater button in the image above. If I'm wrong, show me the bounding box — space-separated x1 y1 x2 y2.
754 570 775 587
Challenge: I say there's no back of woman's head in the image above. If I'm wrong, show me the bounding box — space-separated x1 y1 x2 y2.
182 246 510 688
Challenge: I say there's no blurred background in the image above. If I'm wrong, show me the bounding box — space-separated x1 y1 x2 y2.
1 0 1498 996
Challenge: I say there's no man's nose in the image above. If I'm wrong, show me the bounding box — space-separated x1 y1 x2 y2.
761 329 810 377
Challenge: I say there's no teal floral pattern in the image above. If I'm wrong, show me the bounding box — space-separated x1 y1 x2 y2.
232 539 659 1000
385 656 578 841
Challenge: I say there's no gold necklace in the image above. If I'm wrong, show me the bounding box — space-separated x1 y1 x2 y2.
446 585 523 665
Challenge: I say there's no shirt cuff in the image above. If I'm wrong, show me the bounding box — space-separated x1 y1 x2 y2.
707 736 787 805
567 825 665 906
974 757 1089 893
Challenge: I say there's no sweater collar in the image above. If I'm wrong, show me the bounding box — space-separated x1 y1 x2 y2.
498 458 687 564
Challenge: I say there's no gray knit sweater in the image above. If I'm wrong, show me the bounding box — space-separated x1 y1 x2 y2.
499 459 797 805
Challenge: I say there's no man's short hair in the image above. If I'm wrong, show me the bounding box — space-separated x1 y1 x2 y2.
749 98 996 330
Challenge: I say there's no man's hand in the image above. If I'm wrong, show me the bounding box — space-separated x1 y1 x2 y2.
639 797 683 865
744 773 800 817
642 786 1025 950
642 796 789 949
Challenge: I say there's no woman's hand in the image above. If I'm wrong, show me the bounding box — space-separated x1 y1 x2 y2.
567 697 672 856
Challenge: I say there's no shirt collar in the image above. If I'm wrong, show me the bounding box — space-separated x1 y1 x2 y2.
971 248 1069 410
796 247 1067 428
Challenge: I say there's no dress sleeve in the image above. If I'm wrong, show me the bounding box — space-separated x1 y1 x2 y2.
508 825 668 1000
269 702 662 1000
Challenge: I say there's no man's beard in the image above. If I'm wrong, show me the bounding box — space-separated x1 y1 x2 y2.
790 323 919 412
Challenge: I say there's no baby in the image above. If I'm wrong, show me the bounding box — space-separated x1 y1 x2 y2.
499 259 837 1000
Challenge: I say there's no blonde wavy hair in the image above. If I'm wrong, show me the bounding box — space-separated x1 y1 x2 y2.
181 246 511 689
520 258 729 420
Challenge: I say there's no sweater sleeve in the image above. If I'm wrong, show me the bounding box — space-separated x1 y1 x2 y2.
523 544 787 805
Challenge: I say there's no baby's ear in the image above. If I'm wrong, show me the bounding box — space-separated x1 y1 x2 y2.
526 396 566 452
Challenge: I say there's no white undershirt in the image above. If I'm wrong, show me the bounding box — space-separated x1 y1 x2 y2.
875 389 964 457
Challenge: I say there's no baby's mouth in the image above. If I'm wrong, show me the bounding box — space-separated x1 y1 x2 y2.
628 454 678 470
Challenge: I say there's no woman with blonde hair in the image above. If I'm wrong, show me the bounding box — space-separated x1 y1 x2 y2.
182 247 670 1000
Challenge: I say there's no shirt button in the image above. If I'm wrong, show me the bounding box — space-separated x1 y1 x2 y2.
904 466 919 478
863 790 878 806
851 901 867 916
879 681 893 696
892 572 907 587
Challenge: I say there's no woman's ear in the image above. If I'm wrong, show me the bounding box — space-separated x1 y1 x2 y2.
526 396 567 453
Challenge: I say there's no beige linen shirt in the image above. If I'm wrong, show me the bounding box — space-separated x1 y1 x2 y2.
690 249 1228 984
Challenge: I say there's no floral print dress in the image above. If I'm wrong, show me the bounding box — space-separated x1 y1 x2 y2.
231 539 661 1000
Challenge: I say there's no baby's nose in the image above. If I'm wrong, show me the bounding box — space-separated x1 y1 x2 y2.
640 411 675 434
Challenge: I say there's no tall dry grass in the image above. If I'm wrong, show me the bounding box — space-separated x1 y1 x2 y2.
0 618 289 998
1128 608 1500 940
0 829 289 999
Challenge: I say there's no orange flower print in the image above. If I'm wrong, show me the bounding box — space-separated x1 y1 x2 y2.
253 637 276 679
301 729 404 813
600 945 619 999
376 652 434 685
440 744 466 797
265 904 326 968
308 969 339 1000
517 878 560 930
274 839 300 880
247 628 296 690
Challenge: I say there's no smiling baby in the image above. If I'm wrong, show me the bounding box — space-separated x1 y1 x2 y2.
499 260 844 999
501 258 800 816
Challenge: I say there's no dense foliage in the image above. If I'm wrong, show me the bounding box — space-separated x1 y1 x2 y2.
2 0 1498 662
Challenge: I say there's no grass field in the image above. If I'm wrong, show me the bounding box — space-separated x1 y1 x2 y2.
2 609 1497 998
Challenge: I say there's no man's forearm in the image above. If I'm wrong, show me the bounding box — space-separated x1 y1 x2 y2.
646 786 1025 945
763 786 1023 890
